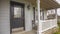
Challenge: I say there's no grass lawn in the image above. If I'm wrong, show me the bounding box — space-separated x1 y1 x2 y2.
53 21 60 34
54 32 60 34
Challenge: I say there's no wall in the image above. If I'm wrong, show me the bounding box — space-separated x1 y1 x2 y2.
25 3 33 31
0 0 35 34
44 10 47 20
0 0 10 34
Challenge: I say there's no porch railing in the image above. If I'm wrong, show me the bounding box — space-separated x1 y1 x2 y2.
41 19 57 32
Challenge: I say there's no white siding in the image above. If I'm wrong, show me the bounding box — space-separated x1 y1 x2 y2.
25 4 33 31
0 0 10 34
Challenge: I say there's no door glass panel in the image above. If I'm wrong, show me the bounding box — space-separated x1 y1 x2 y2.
14 7 21 18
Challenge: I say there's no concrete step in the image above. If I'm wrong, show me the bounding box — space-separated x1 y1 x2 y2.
12 27 24 33
12 30 37 34
12 31 27 34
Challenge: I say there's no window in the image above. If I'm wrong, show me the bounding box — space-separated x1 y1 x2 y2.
14 7 21 18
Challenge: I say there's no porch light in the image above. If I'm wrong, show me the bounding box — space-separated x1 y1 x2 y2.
27 4 30 10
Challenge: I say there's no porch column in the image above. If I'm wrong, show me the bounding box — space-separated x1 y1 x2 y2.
55 9 58 27
37 0 42 34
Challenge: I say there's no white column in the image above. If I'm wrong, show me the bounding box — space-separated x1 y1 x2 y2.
37 0 42 34
55 9 58 27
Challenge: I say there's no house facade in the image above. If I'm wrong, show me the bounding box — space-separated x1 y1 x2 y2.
0 0 60 34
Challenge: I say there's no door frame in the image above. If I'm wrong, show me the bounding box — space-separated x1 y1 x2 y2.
32 7 35 28
33 7 35 23
10 1 25 34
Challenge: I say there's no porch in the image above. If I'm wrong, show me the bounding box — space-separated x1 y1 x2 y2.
0 0 60 34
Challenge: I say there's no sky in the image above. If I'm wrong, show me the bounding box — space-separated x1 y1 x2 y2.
56 0 60 4
57 8 60 16
55 0 60 16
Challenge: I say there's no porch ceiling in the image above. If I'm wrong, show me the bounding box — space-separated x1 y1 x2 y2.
25 0 60 10
40 0 60 10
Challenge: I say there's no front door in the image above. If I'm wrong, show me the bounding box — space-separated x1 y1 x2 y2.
10 1 25 33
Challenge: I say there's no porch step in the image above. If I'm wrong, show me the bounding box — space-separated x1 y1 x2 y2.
12 31 26 34
12 30 37 34
12 27 24 33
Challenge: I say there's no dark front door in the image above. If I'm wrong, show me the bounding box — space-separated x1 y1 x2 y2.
10 1 25 31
